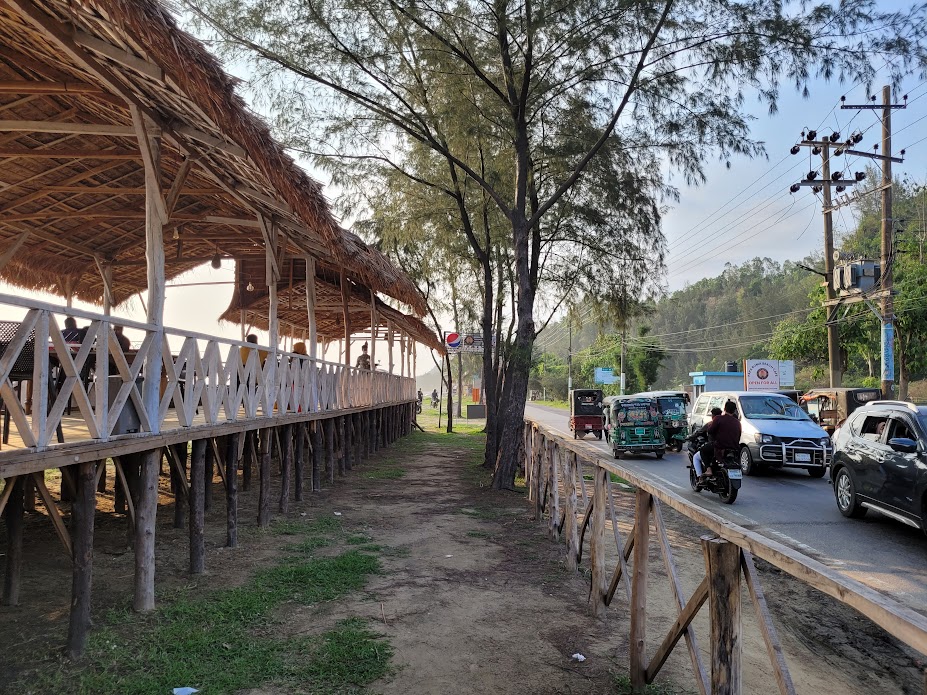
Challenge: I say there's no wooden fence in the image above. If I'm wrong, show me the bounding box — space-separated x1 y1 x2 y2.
523 419 927 695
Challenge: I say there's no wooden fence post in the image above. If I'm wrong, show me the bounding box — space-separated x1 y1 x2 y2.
589 465 608 617
133 447 160 612
67 460 96 659
564 453 580 571
204 439 215 512
703 536 742 695
630 489 652 690
189 438 206 574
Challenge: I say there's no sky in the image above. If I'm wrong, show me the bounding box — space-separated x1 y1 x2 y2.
3 11 927 376
661 77 927 291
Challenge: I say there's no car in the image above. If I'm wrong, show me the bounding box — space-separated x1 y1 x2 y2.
830 401 927 534
690 391 832 477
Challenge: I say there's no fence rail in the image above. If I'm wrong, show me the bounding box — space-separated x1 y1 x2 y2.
522 418 927 694
0 293 414 467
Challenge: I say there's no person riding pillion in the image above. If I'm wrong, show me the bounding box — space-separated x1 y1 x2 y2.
703 401 742 477
690 407 722 478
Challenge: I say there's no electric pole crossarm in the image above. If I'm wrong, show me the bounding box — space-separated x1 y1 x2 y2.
841 104 906 110
837 149 904 163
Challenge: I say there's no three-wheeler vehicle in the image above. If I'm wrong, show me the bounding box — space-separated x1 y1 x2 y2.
569 388 605 439
800 387 882 435
606 396 665 459
636 390 690 451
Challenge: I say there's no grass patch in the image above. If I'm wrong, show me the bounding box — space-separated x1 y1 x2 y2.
20 517 387 695
364 467 406 480
466 530 490 539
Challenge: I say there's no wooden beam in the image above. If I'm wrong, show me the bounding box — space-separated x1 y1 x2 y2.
130 105 167 225
174 125 247 159
0 147 138 159
341 267 351 368
646 577 709 684
0 80 103 94
0 120 134 136
165 158 194 217
0 230 30 272
73 30 163 81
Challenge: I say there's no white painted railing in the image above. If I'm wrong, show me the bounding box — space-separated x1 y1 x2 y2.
0 293 415 457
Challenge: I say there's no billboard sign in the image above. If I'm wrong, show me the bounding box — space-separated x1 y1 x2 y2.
594 367 617 385
744 359 780 391
444 331 495 354
778 360 795 387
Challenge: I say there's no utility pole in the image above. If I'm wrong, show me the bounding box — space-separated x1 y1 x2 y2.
567 321 573 392
837 86 907 398
821 143 843 388
880 85 895 398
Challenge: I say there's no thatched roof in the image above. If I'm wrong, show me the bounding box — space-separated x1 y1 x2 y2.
220 258 444 354
0 0 427 315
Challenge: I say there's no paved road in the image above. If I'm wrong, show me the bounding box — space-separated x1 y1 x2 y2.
526 403 927 614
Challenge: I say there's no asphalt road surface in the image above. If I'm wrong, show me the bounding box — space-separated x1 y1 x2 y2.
526 403 927 615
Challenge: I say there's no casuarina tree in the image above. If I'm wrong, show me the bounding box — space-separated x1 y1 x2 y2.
187 0 927 489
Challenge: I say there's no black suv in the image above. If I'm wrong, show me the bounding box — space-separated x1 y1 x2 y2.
830 401 927 533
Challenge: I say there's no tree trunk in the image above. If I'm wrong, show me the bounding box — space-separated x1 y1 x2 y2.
493 212 535 490
445 352 454 433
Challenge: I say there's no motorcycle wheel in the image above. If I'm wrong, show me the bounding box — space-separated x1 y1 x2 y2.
689 467 700 492
675 440 684 452
717 471 738 504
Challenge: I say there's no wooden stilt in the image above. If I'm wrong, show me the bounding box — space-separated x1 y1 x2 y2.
96 461 107 493
66 461 96 659
311 421 322 492
133 448 160 612
258 428 271 527
354 413 363 465
23 473 36 512
170 443 187 530
337 416 346 476
630 489 652 690
242 430 255 492
324 418 335 483
189 438 206 574
294 423 305 501
2 476 24 606
589 466 608 617
344 414 353 471
204 438 215 512
279 424 292 513
225 433 239 547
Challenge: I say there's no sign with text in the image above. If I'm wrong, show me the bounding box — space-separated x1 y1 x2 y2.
594 367 617 385
444 331 495 354
744 359 781 391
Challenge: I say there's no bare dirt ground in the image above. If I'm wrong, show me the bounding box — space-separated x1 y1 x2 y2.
1 428 925 694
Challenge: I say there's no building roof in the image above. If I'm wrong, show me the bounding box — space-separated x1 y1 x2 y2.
0 0 427 316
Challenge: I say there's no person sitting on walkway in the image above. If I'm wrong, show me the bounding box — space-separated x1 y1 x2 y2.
355 342 371 370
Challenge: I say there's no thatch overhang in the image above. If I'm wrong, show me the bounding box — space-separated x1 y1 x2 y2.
220 258 445 354
0 0 427 316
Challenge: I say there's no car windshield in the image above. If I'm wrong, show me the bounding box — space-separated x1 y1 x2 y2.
739 396 811 421
657 397 686 416
917 411 927 434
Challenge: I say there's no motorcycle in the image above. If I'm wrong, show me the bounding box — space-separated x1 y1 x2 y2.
685 431 741 504
415 398 423 415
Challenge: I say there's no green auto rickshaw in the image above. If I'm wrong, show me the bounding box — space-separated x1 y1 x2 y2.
636 390 690 451
607 396 665 459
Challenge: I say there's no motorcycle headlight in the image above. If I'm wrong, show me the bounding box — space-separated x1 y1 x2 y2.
754 433 774 444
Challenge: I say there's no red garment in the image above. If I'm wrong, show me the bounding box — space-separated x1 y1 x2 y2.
706 413 741 451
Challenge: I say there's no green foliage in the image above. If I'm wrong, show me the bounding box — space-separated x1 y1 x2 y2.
628 326 666 392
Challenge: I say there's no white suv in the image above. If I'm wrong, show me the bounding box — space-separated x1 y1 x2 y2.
690 391 832 477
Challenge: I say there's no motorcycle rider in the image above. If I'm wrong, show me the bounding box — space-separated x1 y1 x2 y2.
703 400 742 477
690 407 722 479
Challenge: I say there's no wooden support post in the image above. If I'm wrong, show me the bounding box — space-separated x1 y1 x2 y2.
324 417 336 483
564 453 580 571
241 430 254 492
189 438 206 574
225 433 239 547
337 416 346 476
279 424 292 513
294 423 306 501
311 421 323 491
344 414 353 471
353 413 363 464
170 443 187 529
630 489 652 691
589 466 608 617
2 476 24 606
258 428 271 527
204 438 215 512
133 448 160 612
703 536 742 695
66 461 96 659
